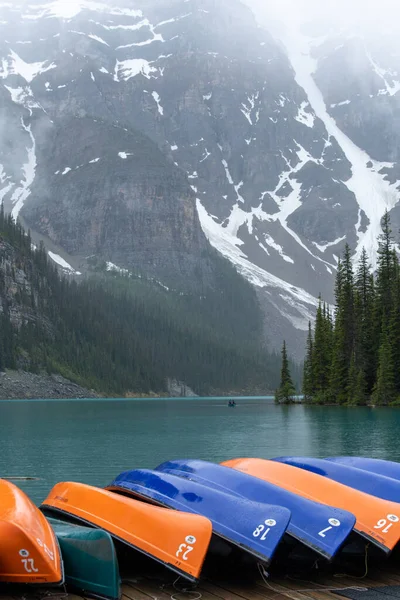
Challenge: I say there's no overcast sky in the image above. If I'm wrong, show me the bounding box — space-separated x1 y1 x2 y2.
245 0 400 34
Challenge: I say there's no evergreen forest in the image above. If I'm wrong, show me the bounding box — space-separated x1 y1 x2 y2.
0 207 294 396
301 211 400 406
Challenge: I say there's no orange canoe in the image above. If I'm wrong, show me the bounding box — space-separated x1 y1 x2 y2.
222 458 400 554
0 479 63 584
41 482 212 582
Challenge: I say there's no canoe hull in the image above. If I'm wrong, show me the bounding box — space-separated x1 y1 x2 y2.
273 456 400 503
155 459 355 560
48 518 120 600
41 481 212 582
107 468 291 565
0 480 63 585
270 457 400 552
326 457 400 482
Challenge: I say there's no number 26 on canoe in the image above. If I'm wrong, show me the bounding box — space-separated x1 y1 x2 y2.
176 535 197 561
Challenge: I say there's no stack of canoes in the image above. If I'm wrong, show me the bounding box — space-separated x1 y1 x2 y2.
3 455 400 598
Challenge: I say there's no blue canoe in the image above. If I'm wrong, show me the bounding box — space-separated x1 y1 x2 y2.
273 456 400 503
107 469 290 565
155 460 356 560
326 457 400 482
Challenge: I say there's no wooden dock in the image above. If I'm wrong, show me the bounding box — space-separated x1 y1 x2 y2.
2 556 400 600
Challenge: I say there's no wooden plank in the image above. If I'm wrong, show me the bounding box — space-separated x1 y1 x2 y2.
201 580 282 600
3 561 400 600
123 582 163 600
207 580 295 600
130 578 223 600
200 581 251 600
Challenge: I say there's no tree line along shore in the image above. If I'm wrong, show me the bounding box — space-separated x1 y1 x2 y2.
276 212 400 406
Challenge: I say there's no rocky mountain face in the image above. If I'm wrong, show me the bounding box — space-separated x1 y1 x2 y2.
1 0 399 358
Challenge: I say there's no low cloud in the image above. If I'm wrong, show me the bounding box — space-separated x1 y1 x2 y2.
245 0 400 35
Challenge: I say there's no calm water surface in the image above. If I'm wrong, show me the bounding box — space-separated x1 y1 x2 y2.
1 398 399 504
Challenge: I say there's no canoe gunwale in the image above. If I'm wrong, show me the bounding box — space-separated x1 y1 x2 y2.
41 505 199 584
107 485 272 566
354 529 391 555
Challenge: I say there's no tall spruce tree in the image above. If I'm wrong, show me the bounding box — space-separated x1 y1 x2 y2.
329 245 355 404
311 298 331 401
375 211 396 335
346 351 358 405
371 322 396 405
354 248 375 394
389 249 400 395
275 340 296 404
302 321 314 401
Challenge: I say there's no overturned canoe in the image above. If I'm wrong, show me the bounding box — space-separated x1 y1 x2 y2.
326 457 400 483
48 517 120 600
273 456 400 505
0 479 63 585
155 459 355 560
41 482 212 582
247 457 400 553
107 468 290 566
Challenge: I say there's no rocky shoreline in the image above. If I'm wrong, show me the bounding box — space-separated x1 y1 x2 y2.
0 370 99 399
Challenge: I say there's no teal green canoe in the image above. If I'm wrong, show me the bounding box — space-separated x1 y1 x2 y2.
48 518 121 600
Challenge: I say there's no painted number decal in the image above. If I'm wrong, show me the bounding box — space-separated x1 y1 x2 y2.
253 519 277 540
374 514 399 533
36 538 55 561
318 518 341 538
176 535 197 561
19 549 38 573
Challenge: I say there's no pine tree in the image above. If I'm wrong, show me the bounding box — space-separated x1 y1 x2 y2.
389 249 400 395
354 368 368 406
311 298 331 401
354 248 376 393
346 351 358 405
302 321 314 402
329 245 355 404
371 322 396 405
375 211 396 333
275 341 296 404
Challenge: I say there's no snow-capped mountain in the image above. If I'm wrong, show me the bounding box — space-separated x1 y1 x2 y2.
0 0 399 358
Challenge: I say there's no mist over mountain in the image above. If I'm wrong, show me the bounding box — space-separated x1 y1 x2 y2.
0 0 399 361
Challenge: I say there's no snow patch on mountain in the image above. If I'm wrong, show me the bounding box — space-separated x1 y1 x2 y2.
197 200 317 330
114 59 157 81
0 165 13 203
48 251 81 274
366 50 400 97
152 91 164 115
282 30 400 267
1 51 56 83
21 1 142 21
10 120 36 220
295 101 315 128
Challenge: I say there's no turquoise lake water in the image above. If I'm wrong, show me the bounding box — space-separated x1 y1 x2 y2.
0 397 399 504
